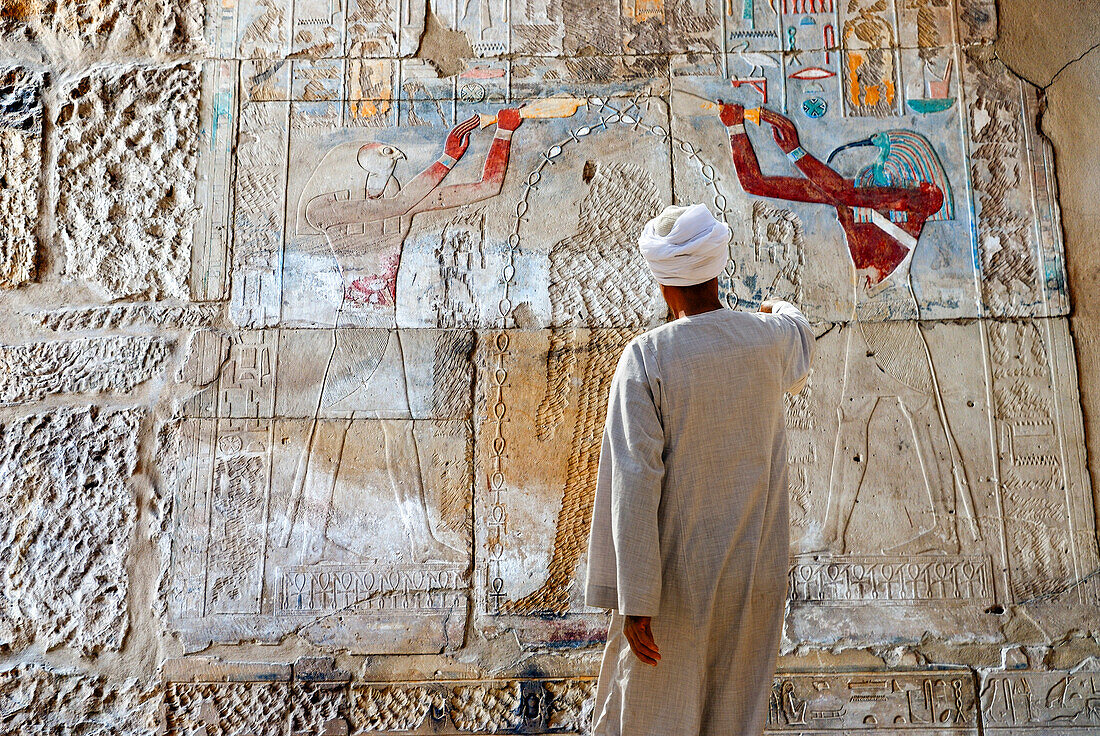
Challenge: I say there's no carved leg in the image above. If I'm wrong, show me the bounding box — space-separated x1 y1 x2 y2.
387 331 461 564
885 396 961 555
822 396 876 554
294 418 352 565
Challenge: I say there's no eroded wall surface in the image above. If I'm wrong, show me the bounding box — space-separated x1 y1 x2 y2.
0 0 1098 732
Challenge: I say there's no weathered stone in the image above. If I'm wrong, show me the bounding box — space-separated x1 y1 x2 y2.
0 663 159 733
0 336 171 404
980 668 1100 733
32 302 221 331
0 0 203 59
0 0 1095 727
54 63 201 300
0 67 42 289
0 407 141 655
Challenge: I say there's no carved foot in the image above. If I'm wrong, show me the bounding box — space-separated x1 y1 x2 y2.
409 537 465 565
881 525 960 556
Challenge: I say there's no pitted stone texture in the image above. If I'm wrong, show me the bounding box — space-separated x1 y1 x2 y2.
0 336 171 405
0 0 203 60
0 408 141 655
34 303 221 331
0 663 159 734
0 67 42 289
55 64 200 300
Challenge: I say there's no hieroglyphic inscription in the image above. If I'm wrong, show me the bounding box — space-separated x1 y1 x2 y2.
789 555 993 605
767 671 977 733
981 670 1100 732
276 564 465 614
988 319 1100 605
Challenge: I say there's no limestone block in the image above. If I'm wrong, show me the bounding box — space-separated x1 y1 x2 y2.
0 336 171 404
164 669 597 735
766 670 978 733
782 318 1098 643
179 328 474 420
961 47 1066 317
232 86 673 329
475 329 641 644
0 0 203 60
0 67 41 289
473 317 1099 647
672 59 980 322
168 414 471 652
980 668 1100 733
0 408 142 655
209 0 422 60
0 663 159 733
54 63 201 301
169 328 473 652
32 302 221 331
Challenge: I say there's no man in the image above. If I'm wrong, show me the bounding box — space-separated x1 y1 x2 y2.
585 203 815 736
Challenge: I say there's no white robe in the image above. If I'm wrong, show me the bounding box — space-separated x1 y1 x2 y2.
585 302 815 736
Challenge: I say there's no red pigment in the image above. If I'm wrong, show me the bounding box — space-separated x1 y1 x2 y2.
345 252 400 306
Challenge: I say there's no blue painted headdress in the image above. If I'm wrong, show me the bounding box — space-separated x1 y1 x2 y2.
830 130 955 222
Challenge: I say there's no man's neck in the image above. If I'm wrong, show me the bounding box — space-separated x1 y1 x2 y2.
659 279 725 319
669 300 724 319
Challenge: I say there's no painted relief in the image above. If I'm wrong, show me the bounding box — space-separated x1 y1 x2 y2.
4 0 1100 727
167 0 1099 659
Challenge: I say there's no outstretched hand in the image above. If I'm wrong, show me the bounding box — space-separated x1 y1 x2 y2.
624 615 660 666
444 114 480 159
496 108 523 131
760 108 800 153
718 99 744 127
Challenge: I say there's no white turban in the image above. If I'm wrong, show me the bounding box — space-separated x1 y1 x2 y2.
637 204 731 286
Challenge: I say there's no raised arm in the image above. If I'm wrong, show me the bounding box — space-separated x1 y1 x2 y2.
759 108 944 215
720 102 834 204
304 115 482 228
411 108 523 213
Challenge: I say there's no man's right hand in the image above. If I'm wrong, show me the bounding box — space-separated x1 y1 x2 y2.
759 300 777 313
624 615 660 666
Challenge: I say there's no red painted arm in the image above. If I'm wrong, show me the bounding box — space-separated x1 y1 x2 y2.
410 131 514 213
793 155 943 214
728 130 834 204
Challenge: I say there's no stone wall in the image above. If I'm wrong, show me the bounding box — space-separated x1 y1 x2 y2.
0 0 1098 732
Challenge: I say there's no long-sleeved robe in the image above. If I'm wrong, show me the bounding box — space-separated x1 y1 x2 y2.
585 301 815 736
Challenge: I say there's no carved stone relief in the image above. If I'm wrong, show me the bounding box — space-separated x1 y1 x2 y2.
0 0 1097 731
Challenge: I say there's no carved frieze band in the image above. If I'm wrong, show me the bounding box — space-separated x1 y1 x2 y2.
789 555 994 605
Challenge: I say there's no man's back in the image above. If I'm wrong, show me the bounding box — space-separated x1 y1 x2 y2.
642 305 811 617
586 302 814 736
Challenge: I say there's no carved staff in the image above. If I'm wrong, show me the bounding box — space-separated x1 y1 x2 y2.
477 95 586 128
